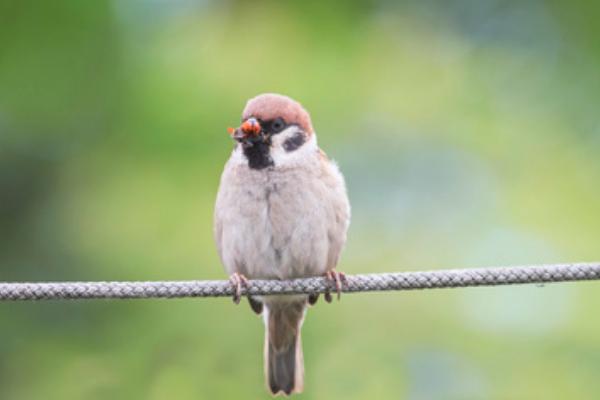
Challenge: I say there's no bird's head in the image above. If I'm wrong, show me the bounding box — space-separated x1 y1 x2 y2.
227 93 314 169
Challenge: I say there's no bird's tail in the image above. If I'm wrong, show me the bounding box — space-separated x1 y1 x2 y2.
264 299 306 396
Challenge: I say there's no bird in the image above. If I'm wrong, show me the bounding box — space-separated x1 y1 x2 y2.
213 93 350 396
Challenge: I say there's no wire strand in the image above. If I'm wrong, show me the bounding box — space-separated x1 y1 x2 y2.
0 262 598 301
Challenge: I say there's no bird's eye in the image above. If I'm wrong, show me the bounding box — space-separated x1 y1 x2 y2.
271 118 286 133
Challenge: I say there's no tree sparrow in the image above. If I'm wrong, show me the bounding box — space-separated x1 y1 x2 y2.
213 93 350 396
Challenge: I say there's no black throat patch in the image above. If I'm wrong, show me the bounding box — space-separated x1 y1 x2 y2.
243 139 274 170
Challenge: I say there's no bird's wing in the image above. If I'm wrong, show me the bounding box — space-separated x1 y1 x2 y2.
213 166 229 265
319 149 351 271
213 207 224 263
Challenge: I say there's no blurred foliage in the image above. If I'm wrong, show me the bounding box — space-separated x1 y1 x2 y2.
1 0 600 399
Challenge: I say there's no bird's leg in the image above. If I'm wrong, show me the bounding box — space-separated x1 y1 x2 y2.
229 272 250 304
324 270 347 302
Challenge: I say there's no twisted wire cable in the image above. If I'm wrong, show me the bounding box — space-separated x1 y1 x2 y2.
0 262 598 301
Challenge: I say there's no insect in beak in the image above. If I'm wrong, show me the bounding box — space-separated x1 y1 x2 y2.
226 127 245 141
240 118 261 136
227 118 263 143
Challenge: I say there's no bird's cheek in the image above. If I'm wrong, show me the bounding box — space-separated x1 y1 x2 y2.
269 132 287 149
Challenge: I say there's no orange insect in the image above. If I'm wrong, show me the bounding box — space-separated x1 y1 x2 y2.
240 117 262 136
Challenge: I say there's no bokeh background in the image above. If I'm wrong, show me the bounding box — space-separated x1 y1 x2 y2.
1 0 600 399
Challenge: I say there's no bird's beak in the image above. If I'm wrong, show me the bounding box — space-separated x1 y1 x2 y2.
227 127 246 140
227 118 262 141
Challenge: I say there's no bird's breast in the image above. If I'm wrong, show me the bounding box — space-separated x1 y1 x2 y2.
219 165 330 280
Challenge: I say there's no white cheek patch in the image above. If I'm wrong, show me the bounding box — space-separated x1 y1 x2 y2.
270 129 317 168
270 126 298 148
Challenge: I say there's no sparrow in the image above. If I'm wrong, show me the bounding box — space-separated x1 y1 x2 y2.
213 93 350 396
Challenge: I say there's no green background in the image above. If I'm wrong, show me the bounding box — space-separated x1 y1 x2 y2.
1 1 599 399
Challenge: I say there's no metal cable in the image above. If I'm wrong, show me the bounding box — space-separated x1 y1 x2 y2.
0 262 598 301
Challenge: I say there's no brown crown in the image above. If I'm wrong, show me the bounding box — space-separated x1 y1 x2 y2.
242 93 313 135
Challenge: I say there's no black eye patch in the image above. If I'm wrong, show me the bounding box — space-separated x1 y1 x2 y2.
263 117 287 134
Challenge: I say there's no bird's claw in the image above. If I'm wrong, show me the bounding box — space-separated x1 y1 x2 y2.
324 270 347 303
229 272 249 304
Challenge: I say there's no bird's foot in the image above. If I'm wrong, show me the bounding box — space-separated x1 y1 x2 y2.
229 272 249 304
324 270 347 303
